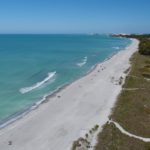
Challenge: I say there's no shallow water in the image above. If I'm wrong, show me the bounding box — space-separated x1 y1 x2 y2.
0 34 131 123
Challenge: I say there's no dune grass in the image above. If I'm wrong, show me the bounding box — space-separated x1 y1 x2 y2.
95 52 150 150
95 123 150 150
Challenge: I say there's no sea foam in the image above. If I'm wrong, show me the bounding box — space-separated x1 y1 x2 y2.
113 46 120 50
77 56 87 67
20 71 56 94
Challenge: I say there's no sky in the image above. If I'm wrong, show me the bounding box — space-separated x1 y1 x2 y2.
0 0 150 34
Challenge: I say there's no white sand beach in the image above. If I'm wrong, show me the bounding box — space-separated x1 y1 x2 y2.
0 39 139 150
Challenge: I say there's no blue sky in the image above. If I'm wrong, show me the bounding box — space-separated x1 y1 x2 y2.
0 0 150 33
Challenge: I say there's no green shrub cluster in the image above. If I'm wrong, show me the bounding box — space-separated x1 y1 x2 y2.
112 34 150 55
139 38 150 55
126 34 150 55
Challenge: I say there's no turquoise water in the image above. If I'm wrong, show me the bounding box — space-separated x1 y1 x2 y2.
0 34 131 124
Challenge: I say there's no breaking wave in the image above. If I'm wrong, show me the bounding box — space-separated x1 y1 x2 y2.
20 71 56 94
77 56 87 67
113 46 120 50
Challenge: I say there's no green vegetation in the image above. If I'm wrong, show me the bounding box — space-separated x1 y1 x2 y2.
71 137 90 150
113 34 150 55
113 52 150 137
95 123 150 150
71 124 99 150
95 43 150 149
139 38 150 55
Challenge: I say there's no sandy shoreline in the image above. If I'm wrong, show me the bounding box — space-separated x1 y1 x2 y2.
0 39 139 150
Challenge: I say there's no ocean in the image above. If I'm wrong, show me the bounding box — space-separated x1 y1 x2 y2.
0 34 131 126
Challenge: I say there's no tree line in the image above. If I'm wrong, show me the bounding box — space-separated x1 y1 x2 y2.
112 34 150 55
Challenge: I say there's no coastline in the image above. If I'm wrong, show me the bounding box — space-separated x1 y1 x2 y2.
0 38 139 150
94 35 150 150
0 51 117 129
0 39 127 130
